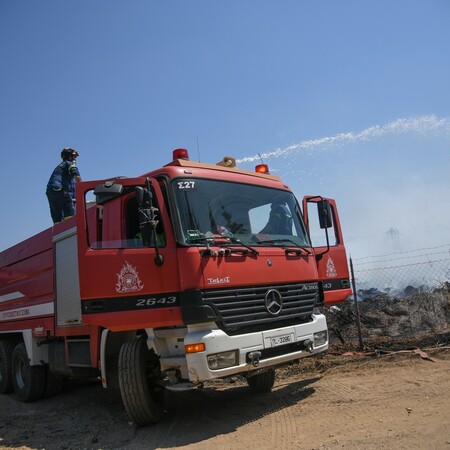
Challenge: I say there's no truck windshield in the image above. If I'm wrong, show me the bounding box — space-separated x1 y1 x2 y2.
172 178 311 247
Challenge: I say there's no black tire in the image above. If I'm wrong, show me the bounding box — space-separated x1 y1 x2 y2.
247 369 276 393
118 335 165 425
43 367 64 398
0 340 16 394
12 343 46 402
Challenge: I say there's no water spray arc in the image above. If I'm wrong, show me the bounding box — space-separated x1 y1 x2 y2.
237 115 450 164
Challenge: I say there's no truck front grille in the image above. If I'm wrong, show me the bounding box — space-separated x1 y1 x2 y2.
202 282 318 335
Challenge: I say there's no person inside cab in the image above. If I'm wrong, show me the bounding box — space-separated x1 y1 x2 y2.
259 201 293 235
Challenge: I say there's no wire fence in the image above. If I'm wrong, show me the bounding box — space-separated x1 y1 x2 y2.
324 244 450 346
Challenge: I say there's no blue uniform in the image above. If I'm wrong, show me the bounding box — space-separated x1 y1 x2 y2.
260 202 293 235
46 160 81 223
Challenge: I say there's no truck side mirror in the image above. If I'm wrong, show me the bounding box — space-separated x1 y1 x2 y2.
135 186 144 206
318 200 332 229
135 186 156 248
94 181 123 205
135 186 152 207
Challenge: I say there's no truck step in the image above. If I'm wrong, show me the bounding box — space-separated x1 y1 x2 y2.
165 382 203 392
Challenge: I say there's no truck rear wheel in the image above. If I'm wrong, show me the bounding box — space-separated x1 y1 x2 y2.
118 335 165 426
247 369 276 393
12 343 46 401
0 340 16 394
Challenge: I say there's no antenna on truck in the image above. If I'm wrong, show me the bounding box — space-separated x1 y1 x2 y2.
196 136 201 162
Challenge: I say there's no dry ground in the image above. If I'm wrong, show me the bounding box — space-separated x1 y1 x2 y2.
1 337 450 450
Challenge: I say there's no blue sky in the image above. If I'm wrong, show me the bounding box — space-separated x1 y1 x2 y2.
1 1 449 258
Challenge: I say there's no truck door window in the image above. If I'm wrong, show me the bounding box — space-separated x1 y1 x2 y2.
85 187 165 249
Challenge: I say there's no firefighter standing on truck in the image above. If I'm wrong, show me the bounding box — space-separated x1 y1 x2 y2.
46 147 82 224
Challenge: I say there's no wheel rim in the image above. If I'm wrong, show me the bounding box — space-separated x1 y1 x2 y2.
14 357 26 390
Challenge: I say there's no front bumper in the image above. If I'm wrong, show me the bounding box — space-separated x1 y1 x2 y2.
183 313 328 382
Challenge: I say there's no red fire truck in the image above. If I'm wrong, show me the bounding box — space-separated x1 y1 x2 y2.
0 149 351 425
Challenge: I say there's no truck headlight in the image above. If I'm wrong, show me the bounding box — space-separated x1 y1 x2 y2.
313 330 328 347
207 350 238 370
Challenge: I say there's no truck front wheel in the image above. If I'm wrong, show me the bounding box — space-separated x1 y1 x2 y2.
0 340 16 394
118 335 165 426
247 369 276 393
11 343 46 401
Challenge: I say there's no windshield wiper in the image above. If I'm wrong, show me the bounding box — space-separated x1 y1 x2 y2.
255 238 312 255
226 236 259 256
216 228 259 256
189 232 259 257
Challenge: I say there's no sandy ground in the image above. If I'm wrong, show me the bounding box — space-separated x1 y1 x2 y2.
1 345 449 450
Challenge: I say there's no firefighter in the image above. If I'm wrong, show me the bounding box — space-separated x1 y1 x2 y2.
259 201 293 235
46 147 82 224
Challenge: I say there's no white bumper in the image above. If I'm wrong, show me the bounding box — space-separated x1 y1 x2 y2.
184 313 328 382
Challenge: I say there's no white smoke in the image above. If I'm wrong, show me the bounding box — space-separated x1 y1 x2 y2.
236 114 450 263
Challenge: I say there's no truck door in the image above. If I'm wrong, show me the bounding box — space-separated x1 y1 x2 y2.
75 177 182 331
302 196 352 305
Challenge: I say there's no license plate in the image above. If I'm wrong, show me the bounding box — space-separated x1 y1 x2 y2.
270 334 292 347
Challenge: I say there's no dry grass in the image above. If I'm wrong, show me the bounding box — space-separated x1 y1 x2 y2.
276 331 450 381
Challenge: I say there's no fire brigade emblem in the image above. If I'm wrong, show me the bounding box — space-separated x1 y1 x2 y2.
326 256 338 278
116 261 144 293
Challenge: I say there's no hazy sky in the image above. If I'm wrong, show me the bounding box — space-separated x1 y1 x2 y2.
1 1 449 257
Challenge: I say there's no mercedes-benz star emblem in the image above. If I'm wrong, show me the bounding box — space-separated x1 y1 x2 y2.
264 289 283 316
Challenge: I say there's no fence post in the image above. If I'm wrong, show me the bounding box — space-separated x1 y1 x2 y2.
350 257 364 351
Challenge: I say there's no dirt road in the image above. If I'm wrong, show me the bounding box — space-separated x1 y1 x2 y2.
1 348 449 450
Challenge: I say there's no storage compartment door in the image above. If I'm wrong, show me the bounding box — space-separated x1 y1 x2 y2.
54 228 82 326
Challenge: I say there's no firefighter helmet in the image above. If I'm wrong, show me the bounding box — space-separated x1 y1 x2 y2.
61 147 79 160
